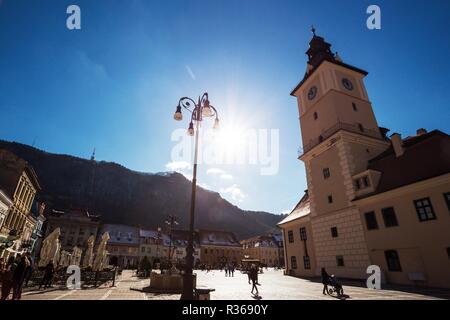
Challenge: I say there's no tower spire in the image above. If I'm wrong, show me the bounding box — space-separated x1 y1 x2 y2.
311 25 316 36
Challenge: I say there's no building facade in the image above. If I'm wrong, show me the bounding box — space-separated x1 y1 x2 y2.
45 209 101 251
198 230 242 266
0 189 13 234
278 192 317 277
28 201 46 258
280 30 450 288
102 224 140 268
241 234 283 267
139 228 171 264
0 189 13 254
353 131 450 288
0 149 41 258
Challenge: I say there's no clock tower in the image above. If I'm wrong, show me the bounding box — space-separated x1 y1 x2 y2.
292 30 390 278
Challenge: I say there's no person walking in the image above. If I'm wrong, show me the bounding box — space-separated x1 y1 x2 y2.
12 255 29 300
24 252 34 287
231 265 235 277
225 264 229 277
321 267 331 295
1 256 17 300
249 264 259 296
39 261 55 290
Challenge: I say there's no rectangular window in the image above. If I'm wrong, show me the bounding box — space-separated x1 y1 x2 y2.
385 250 402 271
444 192 450 213
382 207 399 227
336 255 344 267
291 256 297 269
364 211 378 230
328 195 333 204
414 197 436 221
303 256 311 269
331 227 338 238
354 179 361 190
447 247 450 260
323 168 330 179
141 247 145 253
352 102 358 111
288 230 294 243
299 227 307 241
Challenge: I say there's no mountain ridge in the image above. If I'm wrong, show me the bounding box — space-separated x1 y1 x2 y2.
0 139 285 239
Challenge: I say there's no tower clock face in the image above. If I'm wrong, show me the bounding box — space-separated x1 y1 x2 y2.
308 86 317 100
342 78 354 91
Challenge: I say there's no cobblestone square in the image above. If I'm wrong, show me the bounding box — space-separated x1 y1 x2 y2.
19 269 450 300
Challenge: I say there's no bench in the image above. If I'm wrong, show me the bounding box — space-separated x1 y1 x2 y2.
194 286 215 300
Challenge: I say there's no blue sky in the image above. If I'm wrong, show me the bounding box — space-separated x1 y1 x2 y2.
1 0 449 215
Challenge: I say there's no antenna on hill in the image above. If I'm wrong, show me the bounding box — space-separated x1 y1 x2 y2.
87 147 96 212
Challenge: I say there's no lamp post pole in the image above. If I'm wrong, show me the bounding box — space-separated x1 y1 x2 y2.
173 93 219 300
183 109 199 299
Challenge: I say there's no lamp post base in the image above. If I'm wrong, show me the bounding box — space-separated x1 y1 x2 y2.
180 273 195 300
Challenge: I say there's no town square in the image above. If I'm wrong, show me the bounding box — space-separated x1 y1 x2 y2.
0 0 449 306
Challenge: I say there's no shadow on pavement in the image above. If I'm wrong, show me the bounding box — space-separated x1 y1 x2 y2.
285 275 450 300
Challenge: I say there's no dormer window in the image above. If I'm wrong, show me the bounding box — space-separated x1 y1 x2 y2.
362 176 370 187
355 175 370 190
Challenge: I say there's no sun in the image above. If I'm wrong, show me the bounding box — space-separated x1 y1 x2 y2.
212 124 249 159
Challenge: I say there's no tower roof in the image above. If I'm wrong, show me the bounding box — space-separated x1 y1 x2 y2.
290 30 368 96
306 31 336 69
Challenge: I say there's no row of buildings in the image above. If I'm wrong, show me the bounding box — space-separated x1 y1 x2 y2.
0 150 284 268
278 31 450 289
44 209 284 268
0 150 46 261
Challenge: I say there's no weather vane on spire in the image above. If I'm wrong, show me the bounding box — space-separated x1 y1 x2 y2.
311 25 316 36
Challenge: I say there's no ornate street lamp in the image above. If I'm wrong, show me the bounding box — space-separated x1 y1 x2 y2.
165 215 178 266
173 92 219 300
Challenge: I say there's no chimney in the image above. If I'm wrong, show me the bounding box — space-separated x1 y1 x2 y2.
416 128 427 136
390 133 404 157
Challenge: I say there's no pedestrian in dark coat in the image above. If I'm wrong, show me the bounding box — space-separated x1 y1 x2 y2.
321 267 331 295
1 256 17 300
24 253 34 287
249 264 259 295
12 255 29 300
39 262 55 290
